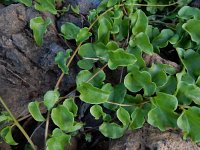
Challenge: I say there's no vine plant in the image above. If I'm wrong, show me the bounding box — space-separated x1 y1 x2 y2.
1 0 200 149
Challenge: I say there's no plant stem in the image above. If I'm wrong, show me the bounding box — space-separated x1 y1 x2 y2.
87 64 108 82
0 97 36 150
44 111 50 143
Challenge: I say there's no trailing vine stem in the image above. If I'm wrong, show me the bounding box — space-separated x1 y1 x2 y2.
54 0 179 90
0 97 36 150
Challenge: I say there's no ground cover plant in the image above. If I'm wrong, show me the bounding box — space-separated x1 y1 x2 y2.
1 0 200 149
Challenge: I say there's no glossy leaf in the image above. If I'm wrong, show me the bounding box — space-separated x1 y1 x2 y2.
130 107 145 129
178 6 200 20
134 32 153 55
55 50 71 74
148 92 178 131
117 107 130 126
183 19 200 44
98 17 112 44
30 17 51 46
177 48 200 77
17 0 32 6
76 27 92 43
77 59 95 70
152 29 174 49
124 67 156 96
51 105 74 131
28 101 45 122
90 105 105 120
132 10 148 35
77 83 110 104
107 0 120 7
108 48 136 70
76 69 105 87
63 98 78 116
34 0 57 14
44 90 60 110
61 22 80 40
46 128 71 150
99 122 126 139
103 83 127 110
177 107 200 142
0 126 18 145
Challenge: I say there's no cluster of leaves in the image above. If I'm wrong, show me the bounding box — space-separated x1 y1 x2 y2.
2 0 200 149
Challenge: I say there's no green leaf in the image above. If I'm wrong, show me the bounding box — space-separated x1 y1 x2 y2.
77 59 95 70
46 128 71 150
132 10 148 35
148 92 178 131
124 67 156 96
0 112 12 123
28 101 45 122
76 27 92 43
77 83 110 104
108 48 137 70
99 122 126 139
44 90 60 110
183 19 200 44
55 50 71 74
117 107 130 126
61 22 80 40
176 81 200 105
178 6 200 20
78 43 96 58
0 126 18 145
107 0 120 7
177 107 200 142
130 107 145 129
177 49 200 77
152 29 174 49
51 105 74 131
17 0 32 6
30 17 51 46
63 98 78 116
98 17 112 44
103 83 127 110
71 5 80 14
134 32 153 55
76 69 106 87
90 105 105 120
34 0 57 14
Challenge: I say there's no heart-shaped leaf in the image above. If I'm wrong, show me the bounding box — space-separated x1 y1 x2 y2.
124 67 156 96
51 105 74 131
46 128 71 150
108 48 136 70
177 106 200 142
148 92 178 131
77 83 110 104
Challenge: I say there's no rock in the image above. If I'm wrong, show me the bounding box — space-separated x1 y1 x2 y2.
109 124 200 150
66 0 101 14
0 4 77 118
0 4 26 36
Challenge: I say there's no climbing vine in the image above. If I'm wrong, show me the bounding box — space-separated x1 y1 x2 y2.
1 0 200 149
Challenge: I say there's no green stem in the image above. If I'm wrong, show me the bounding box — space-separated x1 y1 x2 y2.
0 97 36 150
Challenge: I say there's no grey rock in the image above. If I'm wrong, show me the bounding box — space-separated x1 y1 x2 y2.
109 124 200 150
0 4 26 36
66 0 101 14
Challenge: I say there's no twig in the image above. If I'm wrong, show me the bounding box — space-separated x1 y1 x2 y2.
0 97 36 150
